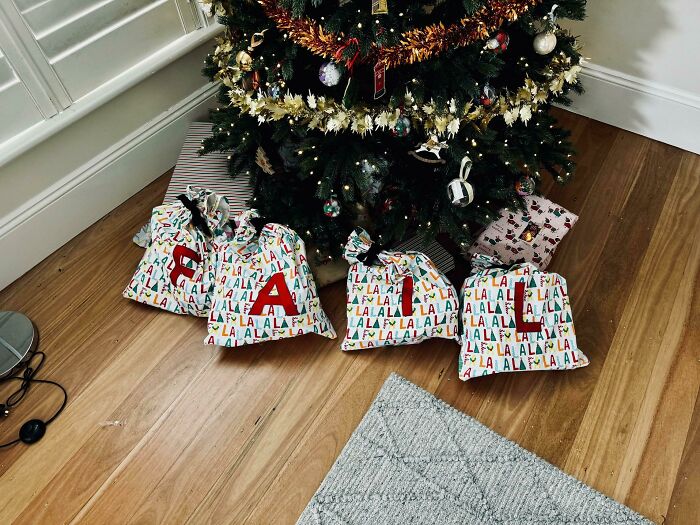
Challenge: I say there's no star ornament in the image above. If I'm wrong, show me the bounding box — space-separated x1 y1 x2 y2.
416 135 449 158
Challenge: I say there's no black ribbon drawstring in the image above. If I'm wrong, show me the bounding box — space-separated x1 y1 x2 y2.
357 242 384 267
178 195 212 238
249 216 269 235
478 258 527 271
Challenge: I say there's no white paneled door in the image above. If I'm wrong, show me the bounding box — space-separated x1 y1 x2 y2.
0 0 210 155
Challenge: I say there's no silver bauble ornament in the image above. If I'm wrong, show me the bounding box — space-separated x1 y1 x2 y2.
480 83 497 106
319 62 342 87
266 81 283 100
515 174 536 196
323 195 341 217
391 115 411 137
533 31 557 55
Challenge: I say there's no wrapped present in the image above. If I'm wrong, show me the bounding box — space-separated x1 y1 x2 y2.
205 210 336 347
468 195 577 269
133 122 253 248
124 187 230 316
459 254 589 381
310 235 457 289
341 228 459 351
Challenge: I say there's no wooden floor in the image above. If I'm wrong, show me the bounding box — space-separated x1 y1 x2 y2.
0 111 698 524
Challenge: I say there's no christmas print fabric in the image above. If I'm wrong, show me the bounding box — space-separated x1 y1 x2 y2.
468 195 577 269
205 210 336 347
123 186 230 316
459 254 589 381
342 228 459 351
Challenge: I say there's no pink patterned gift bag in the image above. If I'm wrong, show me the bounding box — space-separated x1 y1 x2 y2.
342 228 459 351
123 186 229 316
468 195 577 269
459 254 589 381
205 210 336 347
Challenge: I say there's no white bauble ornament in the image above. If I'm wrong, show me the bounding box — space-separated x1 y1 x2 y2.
447 178 474 207
533 31 558 55
319 62 342 87
447 156 475 207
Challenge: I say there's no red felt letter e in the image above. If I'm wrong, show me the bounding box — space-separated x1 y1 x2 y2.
250 272 299 316
170 245 201 286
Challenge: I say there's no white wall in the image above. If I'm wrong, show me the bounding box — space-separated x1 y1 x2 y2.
2 1 699 290
564 0 700 153
0 37 220 290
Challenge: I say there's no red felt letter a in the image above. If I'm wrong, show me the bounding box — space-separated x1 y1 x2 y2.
514 281 542 333
250 272 299 316
170 245 201 286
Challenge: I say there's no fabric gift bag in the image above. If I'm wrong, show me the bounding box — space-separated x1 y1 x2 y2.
459 254 589 381
205 210 336 347
342 228 459 351
468 195 577 269
123 186 229 316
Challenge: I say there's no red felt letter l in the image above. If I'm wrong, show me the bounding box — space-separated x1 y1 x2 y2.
401 276 413 317
514 281 542 333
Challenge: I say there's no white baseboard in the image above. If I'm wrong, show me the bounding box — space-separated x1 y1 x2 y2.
566 63 700 154
0 83 218 290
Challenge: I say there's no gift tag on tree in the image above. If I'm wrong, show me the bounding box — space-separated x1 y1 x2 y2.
371 0 388 15
341 228 459 351
459 254 589 381
373 62 386 99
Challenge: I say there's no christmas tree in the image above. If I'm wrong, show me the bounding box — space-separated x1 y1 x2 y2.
201 0 585 258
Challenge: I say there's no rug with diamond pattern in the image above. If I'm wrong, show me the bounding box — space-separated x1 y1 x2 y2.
296 374 652 525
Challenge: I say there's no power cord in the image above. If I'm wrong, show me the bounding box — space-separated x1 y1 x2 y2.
0 344 68 448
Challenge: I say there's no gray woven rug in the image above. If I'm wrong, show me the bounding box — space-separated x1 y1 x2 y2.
297 374 652 525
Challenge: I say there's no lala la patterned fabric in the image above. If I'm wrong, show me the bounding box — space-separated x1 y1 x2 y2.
123 186 229 317
205 210 336 347
468 195 578 269
342 228 459 351
124 186 230 316
459 254 589 381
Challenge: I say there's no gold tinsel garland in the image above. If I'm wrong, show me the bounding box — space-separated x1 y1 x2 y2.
212 39 583 137
257 0 543 68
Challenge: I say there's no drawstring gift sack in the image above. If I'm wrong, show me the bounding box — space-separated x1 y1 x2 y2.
205 210 336 347
342 228 459 351
459 254 589 381
123 186 229 316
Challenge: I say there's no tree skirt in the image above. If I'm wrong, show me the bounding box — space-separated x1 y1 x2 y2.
297 374 652 525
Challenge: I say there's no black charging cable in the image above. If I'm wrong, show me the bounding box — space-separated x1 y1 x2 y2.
0 345 68 448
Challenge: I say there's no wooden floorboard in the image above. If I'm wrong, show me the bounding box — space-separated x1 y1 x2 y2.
0 113 698 524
